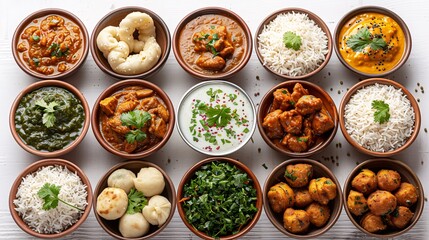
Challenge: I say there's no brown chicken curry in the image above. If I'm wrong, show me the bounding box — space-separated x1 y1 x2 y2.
262 83 334 153
99 86 169 153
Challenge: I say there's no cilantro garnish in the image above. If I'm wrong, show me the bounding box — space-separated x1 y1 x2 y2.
32 35 40 41
284 170 297 181
35 99 59 128
206 33 220 56
346 27 387 52
32 57 40 67
206 105 232 128
126 188 147 214
372 100 390 124
283 31 302 51
120 110 152 143
48 42 69 57
37 183 84 211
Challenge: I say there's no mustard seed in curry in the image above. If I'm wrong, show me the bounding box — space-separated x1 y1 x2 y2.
16 15 83 75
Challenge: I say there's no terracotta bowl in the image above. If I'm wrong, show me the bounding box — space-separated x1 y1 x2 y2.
254 8 332 80
257 80 338 157
343 158 424 237
90 6 171 79
9 158 93 238
172 7 252 80
334 6 412 77
264 159 343 238
91 79 175 159
339 78 420 157
93 160 176 239
177 157 263 239
9 80 90 157
12 8 89 79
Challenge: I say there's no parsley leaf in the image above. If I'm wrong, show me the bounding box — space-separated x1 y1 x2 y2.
126 188 147 214
206 105 232 127
37 183 84 211
120 110 152 144
346 28 387 52
372 100 390 124
35 99 59 128
283 31 302 51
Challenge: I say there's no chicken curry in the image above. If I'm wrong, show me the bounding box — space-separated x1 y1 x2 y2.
99 86 169 153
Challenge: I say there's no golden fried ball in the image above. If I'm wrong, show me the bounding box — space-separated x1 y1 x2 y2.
308 177 337 205
284 163 313 188
283 208 310 234
351 169 377 195
347 190 368 216
390 206 414 229
367 190 397 216
267 182 295 213
294 188 313 208
377 169 401 191
395 182 419 207
306 202 331 227
360 212 387 233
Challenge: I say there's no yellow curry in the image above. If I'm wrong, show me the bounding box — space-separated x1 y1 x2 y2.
338 13 405 74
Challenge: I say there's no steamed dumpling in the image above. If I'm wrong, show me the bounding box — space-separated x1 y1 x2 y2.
96 187 128 220
142 195 171 226
107 168 136 193
134 167 165 197
119 212 150 237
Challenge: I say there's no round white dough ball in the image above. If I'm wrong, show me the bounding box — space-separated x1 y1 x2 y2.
119 212 150 238
134 167 165 197
143 195 171 226
96 187 128 220
107 168 136 193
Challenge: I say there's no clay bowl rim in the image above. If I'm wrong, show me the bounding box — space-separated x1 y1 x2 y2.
343 158 424 238
338 78 421 157
257 80 339 157
91 79 175 159
176 157 263 240
9 80 90 158
12 8 89 80
254 7 333 80
93 160 176 239
172 6 253 80
90 6 171 80
263 158 343 238
333 5 412 77
9 158 93 238
176 80 256 156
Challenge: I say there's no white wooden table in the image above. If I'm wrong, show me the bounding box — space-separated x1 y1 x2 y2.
1 0 427 239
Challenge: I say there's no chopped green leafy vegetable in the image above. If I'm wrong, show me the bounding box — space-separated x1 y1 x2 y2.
120 109 152 143
48 42 69 57
32 57 40 67
206 105 232 128
372 100 390 124
180 161 258 238
35 99 59 128
346 28 387 52
283 31 302 51
126 188 147 214
284 170 297 181
206 33 220 56
37 183 84 211
32 35 40 41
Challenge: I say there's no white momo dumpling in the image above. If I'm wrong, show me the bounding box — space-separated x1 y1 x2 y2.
96 187 128 220
107 168 136 193
134 167 165 197
119 212 150 237
142 195 171 226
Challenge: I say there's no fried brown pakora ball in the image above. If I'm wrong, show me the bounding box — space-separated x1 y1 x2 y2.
347 190 368 216
283 208 310 234
377 169 401 191
284 163 313 188
267 182 295 213
351 169 377 195
367 190 397 216
294 188 313 208
390 206 414 229
360 212 387 233
395 182 419 207
306 202 331 227
308 177 337 205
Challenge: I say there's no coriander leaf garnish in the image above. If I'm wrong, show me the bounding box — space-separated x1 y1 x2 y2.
283 31 302 51
126 188 147 214
32 35 40 41
206 105 232 128
120 110 152 144
284 170 297 181
372 100 390 124
206 33 220 56
48 42 69 57
38 183 84 211
32 57 40 67
346 27 387 52
35 99 59 128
